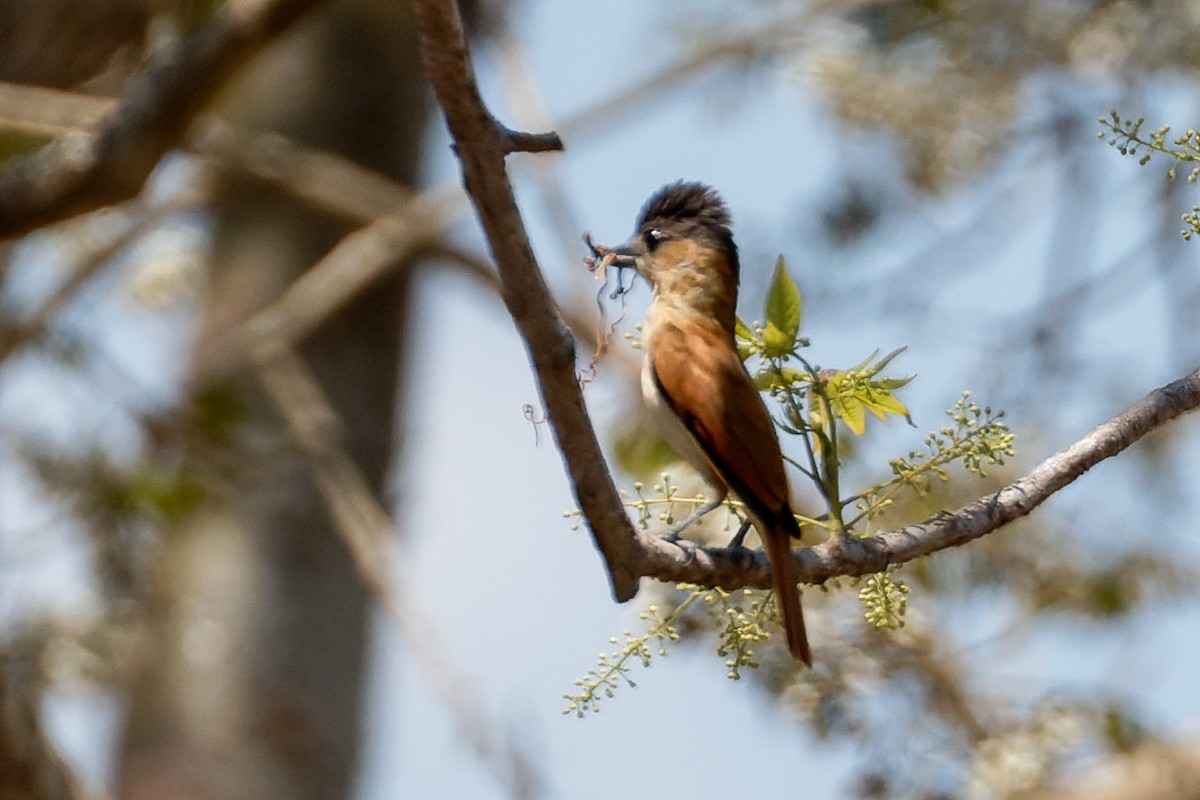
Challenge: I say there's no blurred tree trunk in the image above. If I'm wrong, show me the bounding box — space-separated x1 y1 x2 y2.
116 2 428 798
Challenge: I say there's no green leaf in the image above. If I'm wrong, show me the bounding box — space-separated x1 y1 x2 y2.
734 316 756 342
824 356 913 434
849 349 880 374
734 317 758 362
834 394 867 435
867 390 909 417
753 371 780 391
762 255 802 356
868 346 907 377
861 386 911 424
875 375 916 391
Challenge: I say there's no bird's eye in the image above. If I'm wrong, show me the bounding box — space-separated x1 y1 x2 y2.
642 228 665 251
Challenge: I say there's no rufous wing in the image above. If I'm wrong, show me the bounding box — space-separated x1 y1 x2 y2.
649 318 812 664
648 319 791 516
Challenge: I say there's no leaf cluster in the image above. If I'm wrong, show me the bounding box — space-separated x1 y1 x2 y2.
1098 110 1200 239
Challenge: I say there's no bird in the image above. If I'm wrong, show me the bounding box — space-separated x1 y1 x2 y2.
600 181 812 665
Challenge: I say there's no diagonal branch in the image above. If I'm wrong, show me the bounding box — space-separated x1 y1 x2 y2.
193 186 460 379
0 0 327 238
637 367 1200 588
410 0 641 600
251 340 542 799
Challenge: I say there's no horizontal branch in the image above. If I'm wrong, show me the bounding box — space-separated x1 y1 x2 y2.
0 0 325 238
636 366 1200 588
500 126 563 154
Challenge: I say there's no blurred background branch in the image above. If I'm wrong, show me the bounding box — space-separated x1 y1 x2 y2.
0 0 328 238
251 339 541 798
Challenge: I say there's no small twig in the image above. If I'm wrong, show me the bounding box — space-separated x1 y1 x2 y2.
581 230 617 276
190 118 425 222
501 127 564 154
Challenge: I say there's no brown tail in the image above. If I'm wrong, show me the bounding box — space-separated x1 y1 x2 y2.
762 517 811 666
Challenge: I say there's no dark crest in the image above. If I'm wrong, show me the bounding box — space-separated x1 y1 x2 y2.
637 181 729 233
635 181 737 257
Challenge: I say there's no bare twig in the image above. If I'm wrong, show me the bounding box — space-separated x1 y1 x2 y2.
190 118 424 223
501 128 563 154
0 0 327 238
251 340 543 800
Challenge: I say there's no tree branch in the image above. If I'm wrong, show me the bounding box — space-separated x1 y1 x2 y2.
410 0 640 600
0 0 326 238
638 367 1200 589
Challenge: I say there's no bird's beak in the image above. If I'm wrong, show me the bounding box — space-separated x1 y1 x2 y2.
606 237 644 270
583 232 642 280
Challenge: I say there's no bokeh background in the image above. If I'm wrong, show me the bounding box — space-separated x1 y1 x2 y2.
2 1 1200 798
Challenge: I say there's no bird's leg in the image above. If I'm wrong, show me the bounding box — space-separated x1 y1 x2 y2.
726 519 754 550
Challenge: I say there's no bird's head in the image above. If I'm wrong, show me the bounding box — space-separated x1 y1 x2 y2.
603 181 741 325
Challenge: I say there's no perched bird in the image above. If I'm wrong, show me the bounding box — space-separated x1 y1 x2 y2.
601 181 811 665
